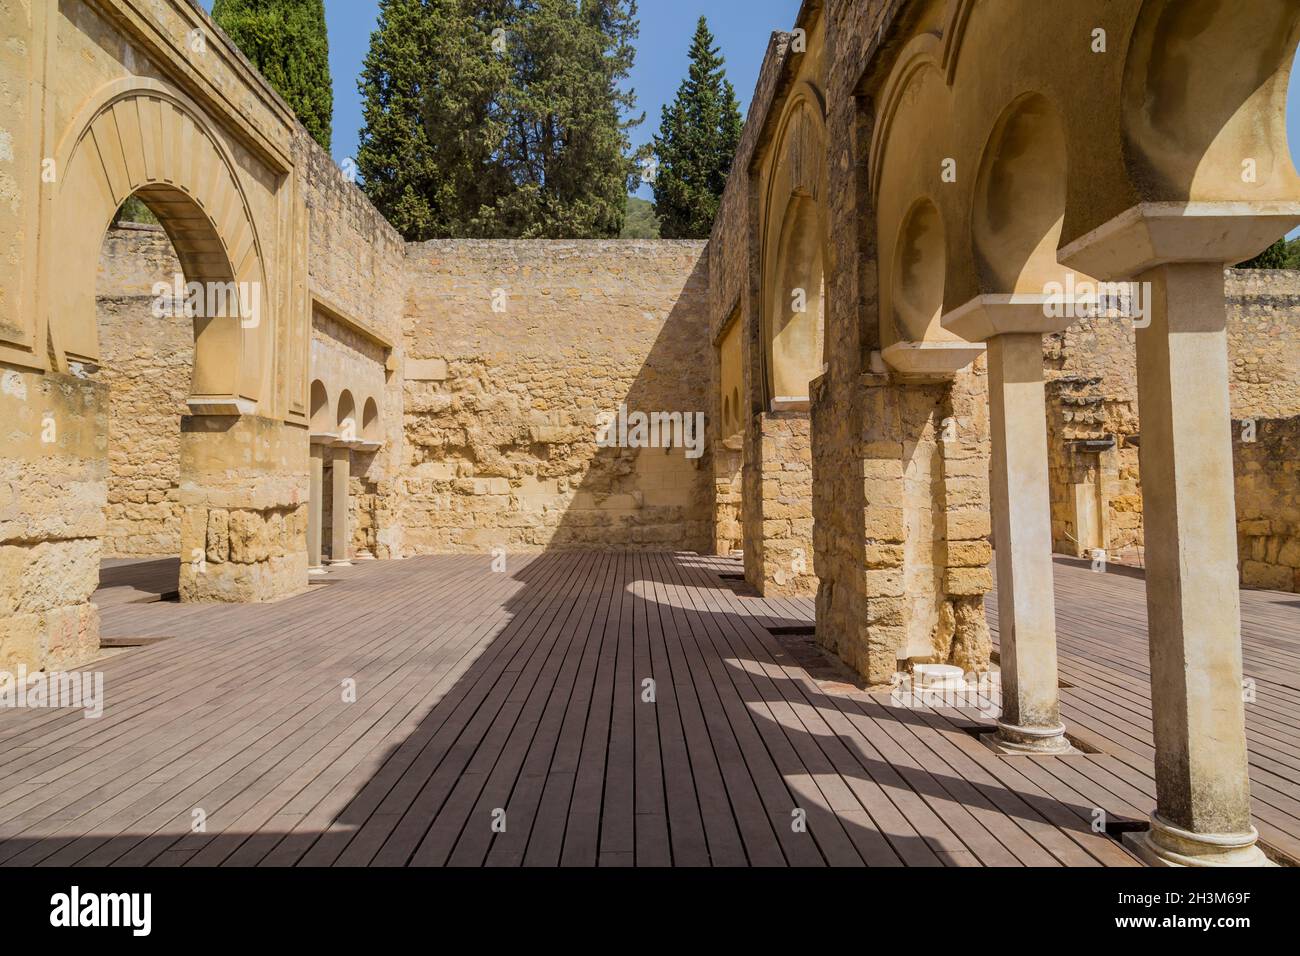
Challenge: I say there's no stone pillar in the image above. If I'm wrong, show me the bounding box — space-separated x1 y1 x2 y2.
744 409 815 596
944 299 1076 754
1058 205 1298 866
0 370 106 673
308 443 326 575
1125 262 1264 865
329 444 352 566
178 414 309 603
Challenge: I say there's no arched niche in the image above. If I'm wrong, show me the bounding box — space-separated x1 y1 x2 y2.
1122 0 1300 203
309 380 331 433
50 79 270 414
362 397 380 442
892 198 948 342
717 318 744 444
760 90 829 408
971 93 1070 295
768 195 826 403
337 389 357 441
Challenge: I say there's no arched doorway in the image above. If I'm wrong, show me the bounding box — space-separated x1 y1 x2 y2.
43 81 307 607
746 91 829 597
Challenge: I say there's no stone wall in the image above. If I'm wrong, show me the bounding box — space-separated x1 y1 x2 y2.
94 224 190 557
0 372 106 673
713 441 743 555
1042 268 1300 590
401 240 713 554
709 1 994 683
299 132 408 560
746 412 814 594
1235 416 1300 592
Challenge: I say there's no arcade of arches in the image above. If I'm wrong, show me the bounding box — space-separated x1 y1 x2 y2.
3 0 1300 868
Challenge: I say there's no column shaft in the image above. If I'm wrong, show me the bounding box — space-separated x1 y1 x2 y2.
986 332 1070 753
1129 262 1263 864
330 446 352 566
308 444 325 573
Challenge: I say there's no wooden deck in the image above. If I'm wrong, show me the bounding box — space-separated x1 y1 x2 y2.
0 551 1294 867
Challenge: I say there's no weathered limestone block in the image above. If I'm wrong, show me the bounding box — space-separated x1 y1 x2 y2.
0 539 101 616
206 508 229 564
177 415 309 603
0 369 109 672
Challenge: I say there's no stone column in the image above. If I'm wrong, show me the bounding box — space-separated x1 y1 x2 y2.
1125 262 1263 865
944 298 1076 754
308 443 326 574
1058 205 1298 866
329 444 352 567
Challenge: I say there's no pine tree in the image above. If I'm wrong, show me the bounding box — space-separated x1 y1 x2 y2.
212 0 333 151
651 16 743 239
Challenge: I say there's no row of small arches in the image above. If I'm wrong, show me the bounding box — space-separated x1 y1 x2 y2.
309 380 381 443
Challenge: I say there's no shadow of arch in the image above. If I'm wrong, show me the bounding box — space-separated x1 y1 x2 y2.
1122 0 1300 201
971 92 1069 295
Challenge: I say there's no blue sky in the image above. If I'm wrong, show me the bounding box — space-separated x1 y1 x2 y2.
199 0 805 197
200 2 1300 212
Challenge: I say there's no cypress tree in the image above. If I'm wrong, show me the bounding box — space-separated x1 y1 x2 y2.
477 0 642 238
357 0 509 240
651 16 743 239
357 0 640 240
212 0 333 151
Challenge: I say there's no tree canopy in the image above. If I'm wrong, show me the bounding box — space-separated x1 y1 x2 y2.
212 0 333 151
650 16 743 239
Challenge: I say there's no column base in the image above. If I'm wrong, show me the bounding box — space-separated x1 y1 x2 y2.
308 566 328 576
981 720 1079 755
328 559 353 568
1123 814 1277 867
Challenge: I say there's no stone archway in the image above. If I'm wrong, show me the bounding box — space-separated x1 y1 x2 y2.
742 88 831 598
48 79 269 411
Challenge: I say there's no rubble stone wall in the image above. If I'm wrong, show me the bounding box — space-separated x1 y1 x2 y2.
400 240 713 554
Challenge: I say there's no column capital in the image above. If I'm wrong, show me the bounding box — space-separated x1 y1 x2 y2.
879 341 985 381
186 396 258 417
1059 201 1300 280
941 295 1076 343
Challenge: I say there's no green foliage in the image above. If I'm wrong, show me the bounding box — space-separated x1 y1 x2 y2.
112 196 159 226
357 0 506 240
1236 237 1300 270
650 16 742 240
620 195 660 238
357 0 642 240
212 0 333 150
